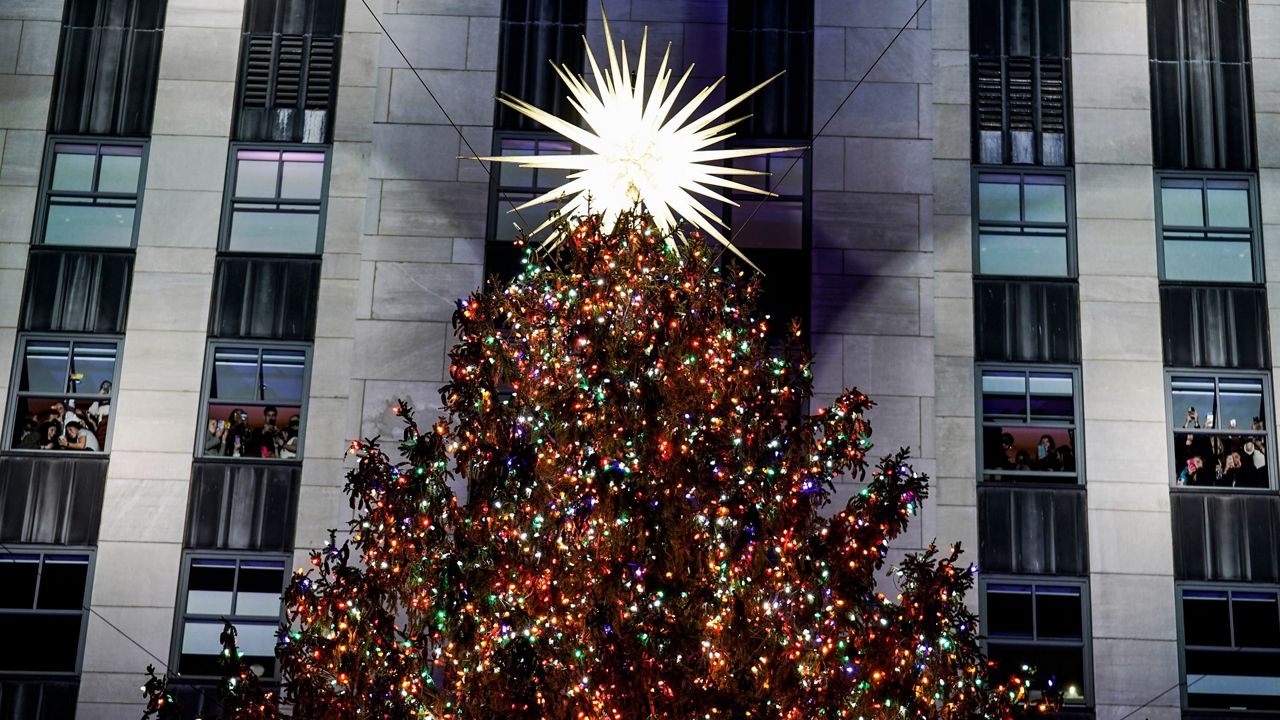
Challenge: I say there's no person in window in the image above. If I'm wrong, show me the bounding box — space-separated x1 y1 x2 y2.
205 418 227 455
1035 435 1059 471
248 405 283 459
87 380 111 446
31 420 62 450
1220 450 1247 487
58 420 98 451
1178 455 1205 486
1054 444 1075 473
1243 439 1266 482
279 414 301 459
224 408 250 458
999 432 1016 469
1013 450 1032 471
1183 406 1201 429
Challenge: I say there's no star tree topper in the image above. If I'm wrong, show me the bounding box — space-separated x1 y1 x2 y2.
478 12 801 270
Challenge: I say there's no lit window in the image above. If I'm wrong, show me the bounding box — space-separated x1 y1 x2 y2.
200 344 308 460
223 147 328 254
38 141 145 248
7 336 119 453
175 554 287 678
983 580 1090 704
1157 175 1259 283
1169 373 1270 489
0 551 92 674
975 171 1072 277
979 366 1081 483
1180 586 1280 711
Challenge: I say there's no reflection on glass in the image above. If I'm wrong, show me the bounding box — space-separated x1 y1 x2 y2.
227 209 320 254
981 371 1026 418
43 204 136 247
1028 373 1073 418
1207 186 1249 227
212 349 261 401
280 159 324 199
978 180 1020 222
97 153 141 194
1023 180 1066 223
50 148 96 192
978 233 1069 276
236 159 279 197
1163 239 1253 283
1162 186 1204 226
21 342 71 393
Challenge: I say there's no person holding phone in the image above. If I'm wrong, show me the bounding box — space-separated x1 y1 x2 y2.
205 417 227 454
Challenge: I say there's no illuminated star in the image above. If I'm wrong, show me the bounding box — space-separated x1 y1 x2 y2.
477 12 801 270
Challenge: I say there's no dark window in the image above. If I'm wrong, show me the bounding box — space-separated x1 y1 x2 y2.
209 256 321 340
0 456 108 547
983 580 1089 703
1156 174 1259 283
978 485 1088 576
0 678 80 720
6 336 120 453
726 0 813 139
971 0 1070 165
1172 493 1280 583
1160 285 1269 369
0 552 92 674
979 366 1081 483
1149 0 1254 171
36 140 146 248
186 463 300 552
974 170 1073 277
1180 586 1280 710
200 344 308 460
222 146 328 254
21 248 134 334
234 0 344 143
175 554 286 678
974 279 1080 364
495 0 586 132
484 135 573 283
49 0 166 137
1169 373 1271 489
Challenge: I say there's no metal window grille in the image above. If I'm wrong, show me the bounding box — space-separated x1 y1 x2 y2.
495 0 586 131
726 0 813 140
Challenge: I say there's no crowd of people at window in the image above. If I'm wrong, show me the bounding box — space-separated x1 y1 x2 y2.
984 429 1077 479
204 406 299 459
1175 407 1267 488
12 382 110 451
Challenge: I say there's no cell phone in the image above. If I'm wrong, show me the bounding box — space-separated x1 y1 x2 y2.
219 420 227 432
1037 445 1047 459
1187 458 1197 472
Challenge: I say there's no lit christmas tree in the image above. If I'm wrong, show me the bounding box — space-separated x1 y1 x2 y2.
145 14 1051 720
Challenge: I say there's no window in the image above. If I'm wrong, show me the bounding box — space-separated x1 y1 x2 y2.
1169 373 1270 489
971 0 1070 165
726 0 813 140
0 551 92 674
1149 0 1253 171
200 344 308 460
222 147 328 254
484 135 573 282
495 0 586 132
6 336 120 453
36 140 146 248
979 366 1081 483
49 0 166 137
1156 174 1259 283
174 554 287 678
983 579 1090 704
1179 585 1280 711
974 170 1073 278
234 0 344 144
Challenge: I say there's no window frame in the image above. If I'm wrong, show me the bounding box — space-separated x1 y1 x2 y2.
1175 581 1280 712
195 340 312 463
33 136 149 249
1153 170 1263 285
218 142 331 256
1164 369 1275 492
3 333 125 455
0 546 96 677
483 130 577 283
170 550 290 681
971 165 1077 280
979 575 1093 706
975 363 1085 485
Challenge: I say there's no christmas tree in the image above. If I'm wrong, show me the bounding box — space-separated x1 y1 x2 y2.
145 15 1049 720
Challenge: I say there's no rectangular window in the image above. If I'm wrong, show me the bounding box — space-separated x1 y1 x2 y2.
49 0 166 137
1149 0 1254 171
1156 174 1259 283
979 366 1081 483
6 336 120 453
222 147 328 254
983 579 1090 704
200 344 308 460
971 0 1070 165
1169 373 1271 489
974 170 1073 278
495 0 586 132
0 551 92 674
37 139 146 248
484 135 573 282
175 554 287 678
1180 585 1280 710
726 0 813 140
234 0 344 144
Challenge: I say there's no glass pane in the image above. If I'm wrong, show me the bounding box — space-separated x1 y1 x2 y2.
1184 591 1231 646
1207 187 1250 228
1036 586 1083 639
181 619 226 655
1163 239 1254 283
0 556 40 609
36 557 89 610
988 644 1087 703
499 139 536 188
235 159 280 198
1023 179 1066 223
1162 186 1205 227
1028 373 1074 419
280 156 324 199
978 232 1069 277
97 153 141 194
236 621 280 657
1233 592 1280 649
982 371 1026 418
43 204 137 247
228 209 320 253
50 147 96 192
21 341 70 393
212 348 261 401
236 561 285 617
261 350 307 403
978 179 1020 222
1174 432 1269 489
984 426 1076 475
70 342 117 395
1219 378 1265 431
729 201 803 250
1172 377 1217 430
986 584 1034 637
771 155 804 197
1185 646 1280 710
